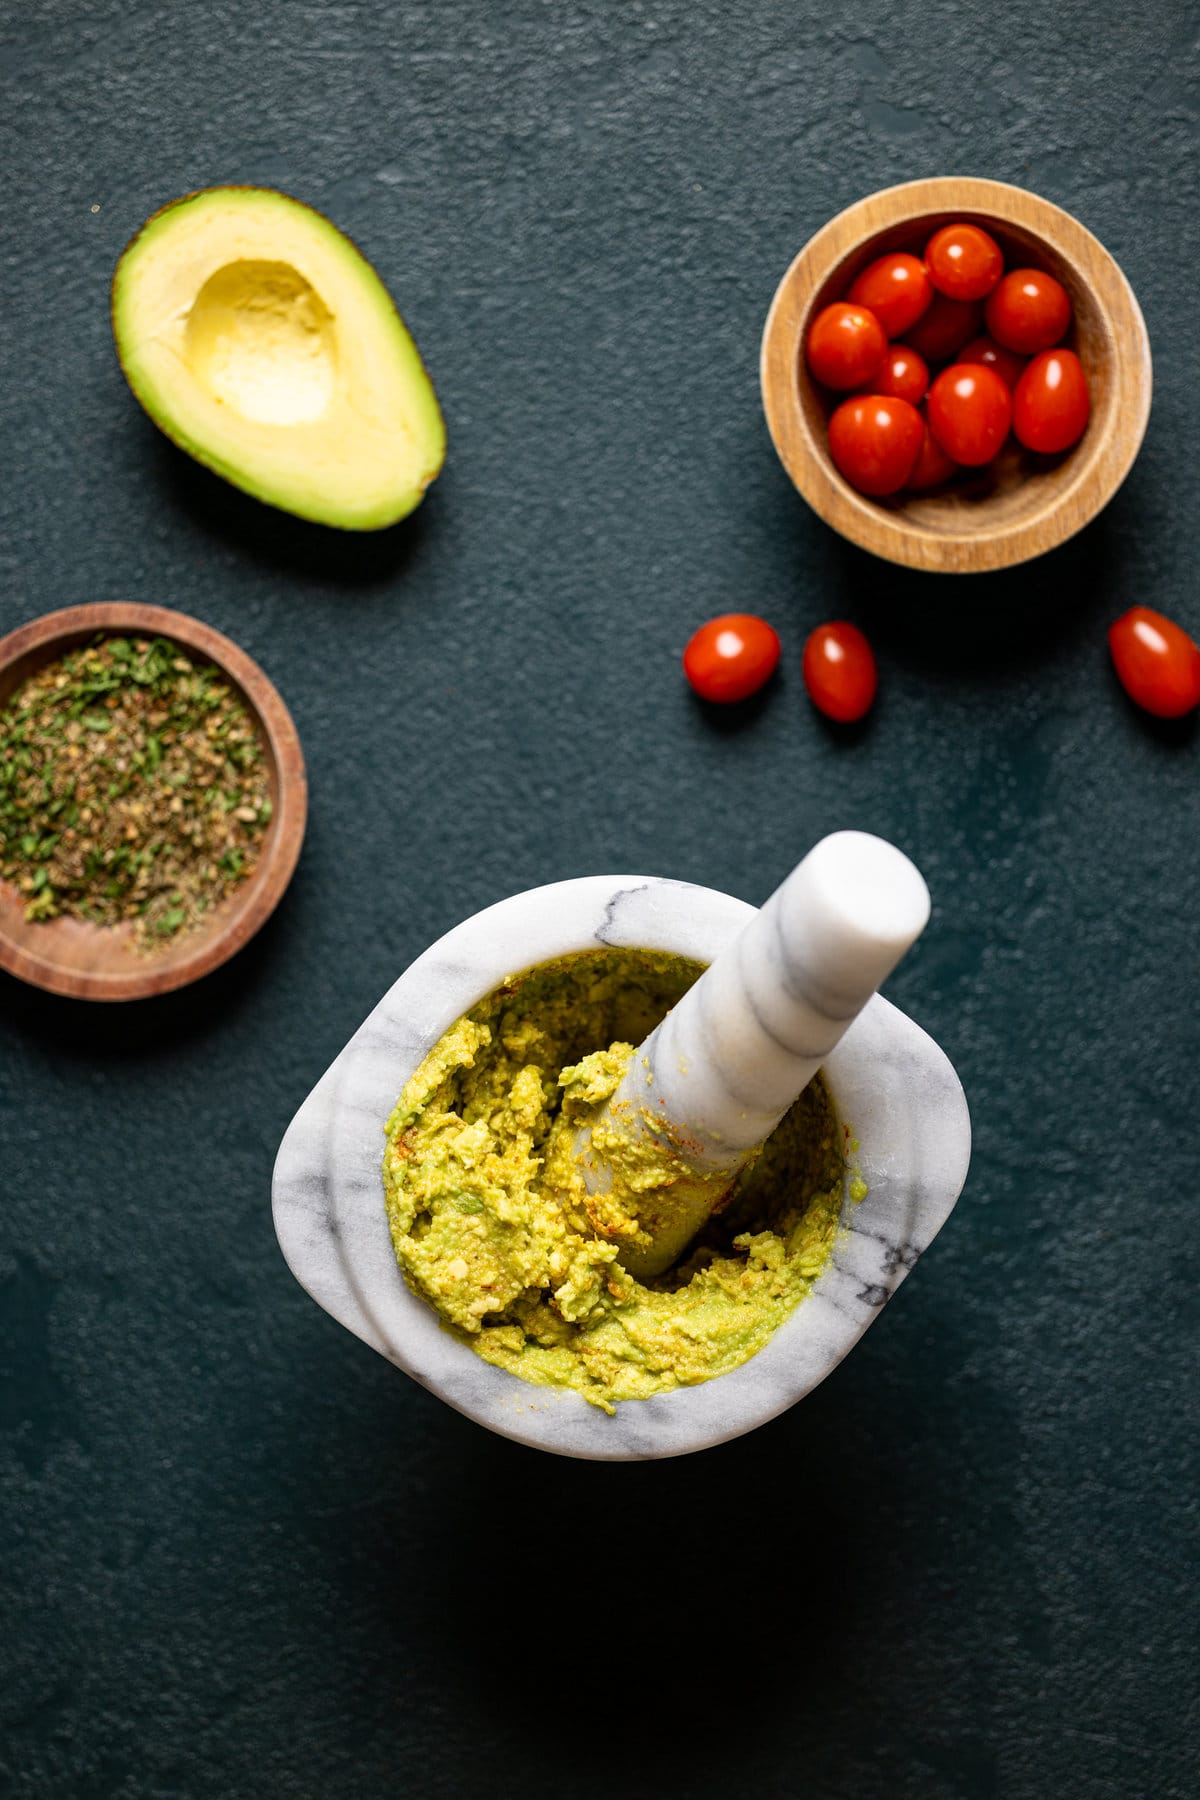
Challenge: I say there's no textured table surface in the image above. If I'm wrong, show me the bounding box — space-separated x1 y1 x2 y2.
2 3 1196 1796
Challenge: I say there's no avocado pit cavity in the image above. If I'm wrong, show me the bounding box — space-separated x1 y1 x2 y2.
184 260 337 426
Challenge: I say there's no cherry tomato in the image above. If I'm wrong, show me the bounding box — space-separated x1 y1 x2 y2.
926 363 1012 466
901 292 983 363
806 302 887 390
683 613 781 704
827 394 924 496
959 333 1027 391
802 622 878 723
1108 608 1200 720
924 223 1004 301
864 344 930 405
905 423 960 490
1012 348 1090 453
847 253 933 338
985 268 1071 354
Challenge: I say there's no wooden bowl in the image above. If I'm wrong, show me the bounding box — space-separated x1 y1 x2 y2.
761 177 1152 574
0 602 306 1000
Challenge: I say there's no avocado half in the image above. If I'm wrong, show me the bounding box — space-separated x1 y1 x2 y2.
112 187 446 530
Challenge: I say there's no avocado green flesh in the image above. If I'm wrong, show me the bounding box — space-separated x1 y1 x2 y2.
382 949 849 1412
112 187 445 530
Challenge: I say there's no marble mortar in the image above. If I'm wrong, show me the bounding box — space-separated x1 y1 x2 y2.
272 875 972 1460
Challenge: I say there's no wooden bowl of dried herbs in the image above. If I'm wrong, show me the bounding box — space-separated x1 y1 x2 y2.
0 603 306 1000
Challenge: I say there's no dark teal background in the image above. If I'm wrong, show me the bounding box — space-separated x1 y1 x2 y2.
2 4 1197 1796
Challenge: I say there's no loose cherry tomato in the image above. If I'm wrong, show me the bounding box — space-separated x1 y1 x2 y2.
827 395 924 496
905 423 960 490
959 333 1027 391
847 253 933 338
806 302 887 390
926 363 1012 466
985 268 1071 354
1108 608 1200 720
802 622 877 723
901 292 983 363
924 223 1004 301
864 344 930 405
1012 348 1090 453
683 613 781 703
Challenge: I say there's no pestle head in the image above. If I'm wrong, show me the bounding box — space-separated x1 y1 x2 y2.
577 832 931 1281
777 831 931 1012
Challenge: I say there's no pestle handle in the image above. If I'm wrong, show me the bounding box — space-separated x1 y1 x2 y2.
655 829 932 1160
579 833 930 1279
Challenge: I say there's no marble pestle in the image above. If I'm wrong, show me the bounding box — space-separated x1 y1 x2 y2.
573 832 932 1280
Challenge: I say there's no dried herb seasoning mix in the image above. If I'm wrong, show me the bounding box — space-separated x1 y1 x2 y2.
0 635 272 951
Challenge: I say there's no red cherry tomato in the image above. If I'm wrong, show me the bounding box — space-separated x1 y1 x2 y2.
864 344 930 405
683 613 781 704
924 223 1004 301
905 423 960 490
802 622 878 723
959 333 1027 391
985 269 1071 354
827 395 924 496
1108 608 1200 720
847 253 933 338
901 291 983 363
926 363 1012 466
1012 348 1090 453
806 302 887 390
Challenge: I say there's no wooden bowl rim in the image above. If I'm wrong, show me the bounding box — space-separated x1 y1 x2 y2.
0 601 307 1001
760 176 1152 573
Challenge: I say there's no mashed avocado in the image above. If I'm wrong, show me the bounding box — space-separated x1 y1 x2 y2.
382 949 847 1412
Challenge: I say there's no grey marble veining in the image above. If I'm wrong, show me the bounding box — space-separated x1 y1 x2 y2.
272 875 972 1460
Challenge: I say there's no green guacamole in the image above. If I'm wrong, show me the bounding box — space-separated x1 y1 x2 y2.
382 949 847 1412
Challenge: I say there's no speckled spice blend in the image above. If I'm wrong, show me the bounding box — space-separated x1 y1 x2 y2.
0 634 271 950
